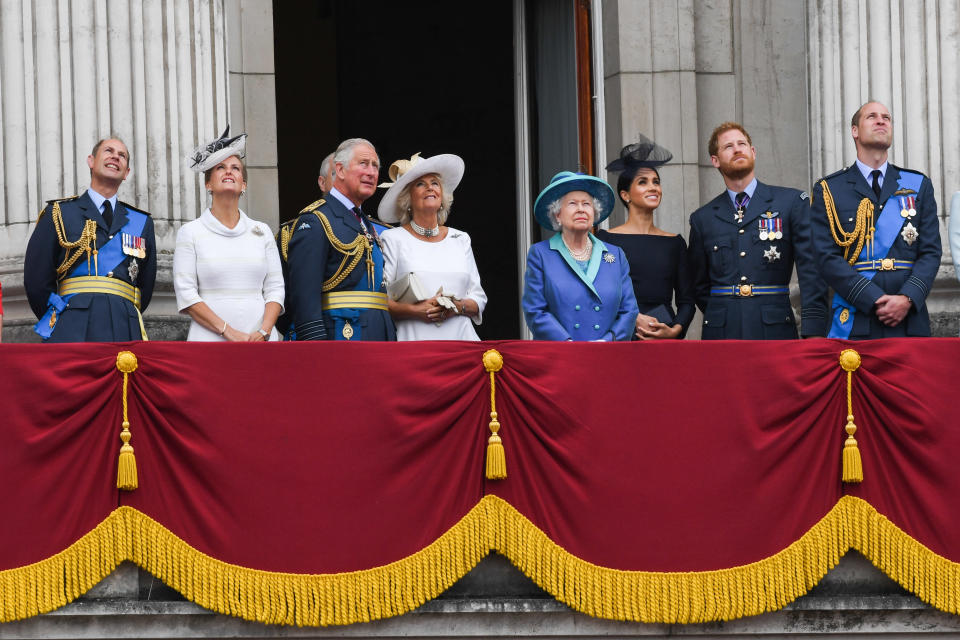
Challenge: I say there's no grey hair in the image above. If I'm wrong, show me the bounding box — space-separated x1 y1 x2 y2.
319 152 335 180
395 173 455 225
333 138 377 171
546 193 604 231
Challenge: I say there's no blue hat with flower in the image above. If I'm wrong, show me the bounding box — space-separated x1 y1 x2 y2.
533 171 616 230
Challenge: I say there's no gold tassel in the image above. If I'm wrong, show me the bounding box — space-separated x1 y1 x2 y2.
839 349 863 483
482 349 506 480
115 351 139 491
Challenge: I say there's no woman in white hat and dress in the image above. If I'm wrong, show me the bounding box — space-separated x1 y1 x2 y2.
173 127 285 341
378 153 487 341
522 171 639 341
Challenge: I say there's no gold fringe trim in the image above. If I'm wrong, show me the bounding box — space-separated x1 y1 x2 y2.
3 497 960 625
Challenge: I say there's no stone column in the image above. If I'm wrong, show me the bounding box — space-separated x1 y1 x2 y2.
0 0 229 341
808 0 960 334
602 0 700 235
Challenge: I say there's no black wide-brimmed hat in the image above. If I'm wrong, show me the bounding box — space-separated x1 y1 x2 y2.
605 134 673 172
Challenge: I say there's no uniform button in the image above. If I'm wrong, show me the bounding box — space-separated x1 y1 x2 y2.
574 304 581 311
593 324 600 330
740 251 746 257
574 323 580 329
848 217 854 222
713 245 719 251
107 271 114 278
594 305 600 312
785 316 791 321
741 276 747 281
739 229 745 234
704 320 709 325
109 234 114 239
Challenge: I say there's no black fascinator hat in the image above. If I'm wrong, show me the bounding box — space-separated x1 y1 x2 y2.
605 134 673 172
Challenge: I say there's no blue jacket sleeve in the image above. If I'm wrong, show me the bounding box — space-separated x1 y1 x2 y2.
610 247 639 341
897 177 941 310
810 180 885 314
286 216 330 340
23 205 59 320
521 245 571 341
789 193 827 336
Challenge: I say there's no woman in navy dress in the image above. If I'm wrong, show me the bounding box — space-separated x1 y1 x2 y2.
596 136 695 340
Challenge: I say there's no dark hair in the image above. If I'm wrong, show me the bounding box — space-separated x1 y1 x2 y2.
203 156 248 183
91 137 130 165
616 165 660 207
708 122 752 157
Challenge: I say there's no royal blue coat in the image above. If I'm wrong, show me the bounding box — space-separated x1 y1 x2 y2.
522 234 639 341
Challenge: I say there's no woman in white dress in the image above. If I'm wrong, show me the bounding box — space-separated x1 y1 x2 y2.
173 128 284 341
378 153 486 341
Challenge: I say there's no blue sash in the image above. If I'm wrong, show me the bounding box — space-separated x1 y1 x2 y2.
35 208 148 338
327 239 386 341
829 171 922 338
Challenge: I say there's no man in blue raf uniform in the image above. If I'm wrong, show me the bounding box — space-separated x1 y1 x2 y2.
278 138 396 341
24 137 156 342
811 101 941 339
688 122 827 339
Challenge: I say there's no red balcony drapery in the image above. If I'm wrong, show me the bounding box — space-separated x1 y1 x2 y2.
1 339 958 625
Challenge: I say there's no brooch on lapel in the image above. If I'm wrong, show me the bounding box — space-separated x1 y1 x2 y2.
763 245 781 262
251 226 264 236
603 253 616 263
901 222 918 246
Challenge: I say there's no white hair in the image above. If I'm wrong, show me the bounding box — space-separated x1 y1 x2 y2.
319 152 335 181
546 193 604 231
333 138 377 171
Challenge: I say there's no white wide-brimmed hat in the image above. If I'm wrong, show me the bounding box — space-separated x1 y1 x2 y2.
376 153 465 223
189 126 247 173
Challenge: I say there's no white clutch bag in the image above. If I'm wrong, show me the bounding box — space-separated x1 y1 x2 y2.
387 272 430 303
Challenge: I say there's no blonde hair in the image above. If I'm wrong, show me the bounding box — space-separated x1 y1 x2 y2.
394 173 454 225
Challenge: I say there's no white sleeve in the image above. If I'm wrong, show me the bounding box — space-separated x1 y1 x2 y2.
460 233 487 325
949 191 960 282
261 224 285 312
381 231 399 286
172 223 203 312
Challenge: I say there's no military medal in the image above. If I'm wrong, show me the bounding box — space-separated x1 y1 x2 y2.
839 308 850 325
128 259 139 284
734 209 744 223
763 245 781 262
775 218 783 240
122 233 147 259
907 195 916 218
342 320 354 340
901 222 918 246
899 196 909 218
758 218 769 241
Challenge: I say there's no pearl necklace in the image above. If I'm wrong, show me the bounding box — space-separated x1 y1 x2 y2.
411 220 440 237
563 236 592 261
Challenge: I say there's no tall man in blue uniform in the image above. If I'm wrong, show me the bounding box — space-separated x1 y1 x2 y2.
24 137 156 342
280 138 395 341
688 122 827 339
811 101 941 339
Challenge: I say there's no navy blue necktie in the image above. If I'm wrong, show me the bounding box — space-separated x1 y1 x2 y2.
102 200 113 228
871 170 882 199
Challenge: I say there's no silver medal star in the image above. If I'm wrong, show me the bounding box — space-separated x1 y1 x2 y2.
900 222 918 246
763 245 781 262
128 259 139 283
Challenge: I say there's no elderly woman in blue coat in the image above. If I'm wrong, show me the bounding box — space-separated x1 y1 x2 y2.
522 171 639 341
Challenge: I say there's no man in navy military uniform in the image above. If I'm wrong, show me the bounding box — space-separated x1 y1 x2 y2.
280 138 395 341
688 122 827 339
24 137 156 342
811 101 941 339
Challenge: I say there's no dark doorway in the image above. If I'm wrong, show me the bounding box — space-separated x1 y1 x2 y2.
274 1 519 339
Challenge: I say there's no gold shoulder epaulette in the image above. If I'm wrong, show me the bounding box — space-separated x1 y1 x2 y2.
299 198 326 214
278 215 303 262
37 195 80 222
369 217 394 229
